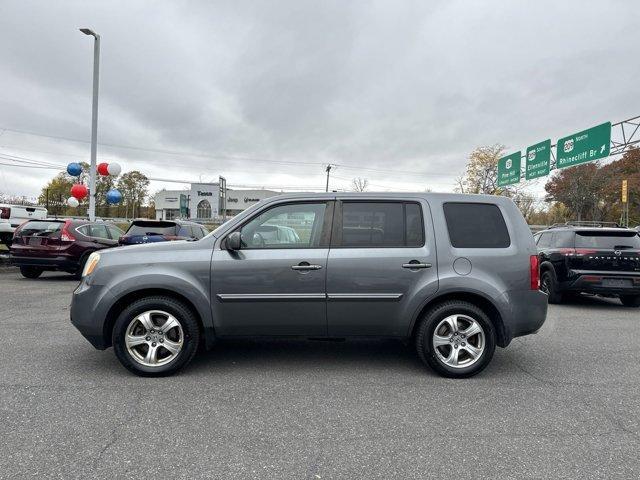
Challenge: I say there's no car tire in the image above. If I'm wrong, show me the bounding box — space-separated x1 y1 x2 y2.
541 270 563 304
19 266 43 279
74 251 93 280
620 295 640 308
112 296 201 377
415 300 496 378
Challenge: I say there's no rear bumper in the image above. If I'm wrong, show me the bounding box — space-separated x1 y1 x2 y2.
564 271 640 296
10 254 78 270
498 289 548 345
70 280 115 350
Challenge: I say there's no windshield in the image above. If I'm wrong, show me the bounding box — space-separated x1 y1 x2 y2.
575 231 640 249
126 222 178 236
18 221 63 237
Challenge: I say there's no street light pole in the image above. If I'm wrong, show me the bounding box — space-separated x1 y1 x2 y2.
80 28 100 221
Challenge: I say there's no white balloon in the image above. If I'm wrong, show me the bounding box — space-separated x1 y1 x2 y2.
107 162 122 176
67 197 79 208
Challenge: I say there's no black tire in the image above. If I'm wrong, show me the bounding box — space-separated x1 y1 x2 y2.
415 300 496 378
74 251 93 280
541 270 563 304
20 266 43 279
620 295 640 308
112 296 201 377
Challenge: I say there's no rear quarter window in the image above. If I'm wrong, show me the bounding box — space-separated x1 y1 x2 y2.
443 202 510 248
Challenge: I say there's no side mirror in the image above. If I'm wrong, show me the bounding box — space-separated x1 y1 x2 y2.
226 231 242 251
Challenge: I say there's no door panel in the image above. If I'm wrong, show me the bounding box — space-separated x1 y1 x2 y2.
210 201 333 336
326 199 438 336
211 249 328 336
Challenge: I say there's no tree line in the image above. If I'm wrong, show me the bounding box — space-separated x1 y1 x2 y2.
38 163 152 219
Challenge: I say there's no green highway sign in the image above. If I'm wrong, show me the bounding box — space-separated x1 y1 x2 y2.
556 122 611 169
525 139 551 180
497 151 521 187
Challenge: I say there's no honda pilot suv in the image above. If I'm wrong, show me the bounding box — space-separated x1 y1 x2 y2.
70 193 547 378
535 222 640 306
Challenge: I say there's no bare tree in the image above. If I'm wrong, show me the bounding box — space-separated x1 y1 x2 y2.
351 177 369 192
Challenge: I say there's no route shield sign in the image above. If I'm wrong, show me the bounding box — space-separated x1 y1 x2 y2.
497 151 521 187
556 122 611 169
525 139 551 180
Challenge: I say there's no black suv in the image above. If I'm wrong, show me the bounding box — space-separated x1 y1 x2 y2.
535 222 640 307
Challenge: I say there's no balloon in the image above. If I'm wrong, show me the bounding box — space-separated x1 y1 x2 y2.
70 183 88 200
67 197 79 208
97 162 110 176
107 162 122 176
106 189 122 204
66 162 82 176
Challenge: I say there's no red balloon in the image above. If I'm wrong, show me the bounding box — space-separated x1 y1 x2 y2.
70 184 88 200
97 162 110 176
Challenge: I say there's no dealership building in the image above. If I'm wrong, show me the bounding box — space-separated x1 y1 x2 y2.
154 182 281 221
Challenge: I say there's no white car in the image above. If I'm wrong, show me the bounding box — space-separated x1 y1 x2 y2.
0 204 48 247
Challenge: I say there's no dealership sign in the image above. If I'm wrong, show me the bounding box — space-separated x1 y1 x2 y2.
497 151 521 187
556 122 611 169
525 139 551 180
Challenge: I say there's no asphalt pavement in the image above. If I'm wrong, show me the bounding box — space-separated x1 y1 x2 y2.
1 269 639 479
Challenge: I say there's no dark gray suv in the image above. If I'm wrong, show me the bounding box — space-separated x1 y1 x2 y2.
71 193 547 378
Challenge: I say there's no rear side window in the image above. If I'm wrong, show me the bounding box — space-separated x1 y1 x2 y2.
339 202 424 247
554 231 575 248
536 232 552 248
575 231 640 249
443 202 510 248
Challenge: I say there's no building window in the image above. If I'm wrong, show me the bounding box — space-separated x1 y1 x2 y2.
197 199 212 219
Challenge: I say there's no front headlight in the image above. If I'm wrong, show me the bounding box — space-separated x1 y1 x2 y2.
82 252 101 277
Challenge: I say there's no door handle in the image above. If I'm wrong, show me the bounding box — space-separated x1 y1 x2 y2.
402 261 432 269
291 263 323 271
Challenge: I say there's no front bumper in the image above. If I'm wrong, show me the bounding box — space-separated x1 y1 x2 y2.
70 279 116 350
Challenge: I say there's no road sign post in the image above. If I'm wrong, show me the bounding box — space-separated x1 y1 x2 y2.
525 139 551 180
497 151 521 187
556 122 611 169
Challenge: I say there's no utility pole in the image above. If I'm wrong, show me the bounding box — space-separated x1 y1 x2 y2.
325 164 332 192
80 28 100 221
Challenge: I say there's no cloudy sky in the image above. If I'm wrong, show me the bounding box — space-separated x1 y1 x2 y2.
0 0 638 200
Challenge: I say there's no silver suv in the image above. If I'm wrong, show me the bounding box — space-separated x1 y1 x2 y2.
71 193 547 378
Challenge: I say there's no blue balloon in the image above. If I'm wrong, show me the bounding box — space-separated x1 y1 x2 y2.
66 162 82 176
106 189 122 205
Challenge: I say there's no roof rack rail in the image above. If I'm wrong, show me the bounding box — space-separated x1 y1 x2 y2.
565 220 622 228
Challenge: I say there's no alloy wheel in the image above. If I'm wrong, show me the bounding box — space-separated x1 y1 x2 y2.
432 314 485 368
125 310 184 367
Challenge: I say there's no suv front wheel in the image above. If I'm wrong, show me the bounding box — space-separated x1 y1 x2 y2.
416 300 496 378
113 296 200 376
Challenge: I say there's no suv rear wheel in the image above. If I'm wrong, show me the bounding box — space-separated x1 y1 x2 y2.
416 300 496 378
620 295 640 308
112 296 200 376
540 270 563 304
19 266 43 279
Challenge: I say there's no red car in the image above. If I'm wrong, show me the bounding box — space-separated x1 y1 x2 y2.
10 219 124 279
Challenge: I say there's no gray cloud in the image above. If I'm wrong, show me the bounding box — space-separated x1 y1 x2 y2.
0 0 638 198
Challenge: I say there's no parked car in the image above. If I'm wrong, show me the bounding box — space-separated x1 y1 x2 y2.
535 222 640 306
71 193 547 378
118 220 209 245
10 219 124 279
0 204 48 247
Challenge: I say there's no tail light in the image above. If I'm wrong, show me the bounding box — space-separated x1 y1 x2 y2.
530 255 540 290
0 207 10 219
558 248 597 256
60 220 76 242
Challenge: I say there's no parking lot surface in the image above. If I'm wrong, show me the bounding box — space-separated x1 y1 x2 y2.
1 269 639 479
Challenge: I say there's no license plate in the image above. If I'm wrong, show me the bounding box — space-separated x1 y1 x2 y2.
602 278 632 288
28 237 42 246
